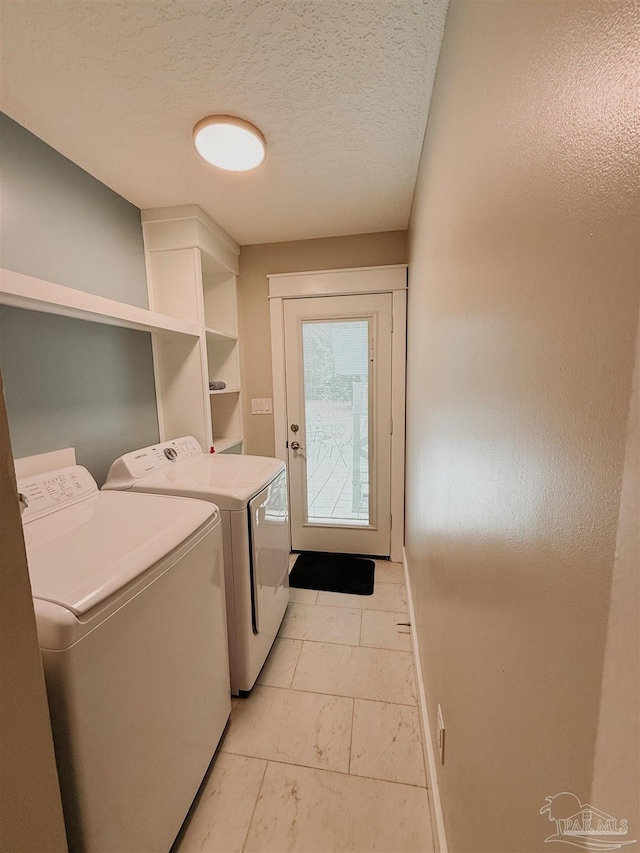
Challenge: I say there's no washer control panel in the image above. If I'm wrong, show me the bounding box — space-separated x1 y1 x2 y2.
104 436 204 485
18 466 98 522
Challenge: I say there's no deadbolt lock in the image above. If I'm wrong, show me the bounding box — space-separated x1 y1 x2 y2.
290 423 299 433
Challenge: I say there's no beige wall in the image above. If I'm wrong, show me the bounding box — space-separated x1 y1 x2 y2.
406 2 639 852
0 371 68 852
237 231 407 456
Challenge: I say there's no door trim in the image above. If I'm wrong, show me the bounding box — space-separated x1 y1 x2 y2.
268 264 407 299
269 265 407 561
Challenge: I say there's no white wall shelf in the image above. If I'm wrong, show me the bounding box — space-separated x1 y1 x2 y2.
205 327 238 342
0 268 199 337
209 388 241 396
212 437 243 454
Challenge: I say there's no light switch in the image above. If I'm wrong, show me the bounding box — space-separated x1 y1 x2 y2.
251 397 273 414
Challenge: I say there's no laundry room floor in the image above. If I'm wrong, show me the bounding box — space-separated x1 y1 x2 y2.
173 560 435 853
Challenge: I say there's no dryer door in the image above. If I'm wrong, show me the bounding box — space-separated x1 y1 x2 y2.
248 468 290 637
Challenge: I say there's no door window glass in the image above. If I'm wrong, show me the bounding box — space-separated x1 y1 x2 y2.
301 320 370 526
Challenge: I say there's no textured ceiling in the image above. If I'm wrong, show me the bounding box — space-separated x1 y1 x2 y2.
0 0 448 245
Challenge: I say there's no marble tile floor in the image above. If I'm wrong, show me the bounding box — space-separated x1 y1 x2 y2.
173 560 434 853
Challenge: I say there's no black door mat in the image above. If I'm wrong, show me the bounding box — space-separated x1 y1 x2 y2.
289 552 375 595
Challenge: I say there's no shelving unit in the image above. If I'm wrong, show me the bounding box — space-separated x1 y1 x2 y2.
0 267 205 453
141 206 244 454
1 205 243 457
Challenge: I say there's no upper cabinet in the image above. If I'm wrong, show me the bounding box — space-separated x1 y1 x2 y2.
141 206 244 454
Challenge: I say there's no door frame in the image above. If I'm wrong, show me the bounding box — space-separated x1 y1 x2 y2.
268 264 407 562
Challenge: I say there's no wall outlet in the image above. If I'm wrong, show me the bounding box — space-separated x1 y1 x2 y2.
437 704 445 764
251 397 273 414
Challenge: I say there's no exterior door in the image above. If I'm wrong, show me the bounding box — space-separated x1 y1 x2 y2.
283 293 393 555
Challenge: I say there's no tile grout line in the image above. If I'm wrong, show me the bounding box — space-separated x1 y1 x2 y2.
278 634 410 652
240 759 269 853
289 589 407 605
317 581 407 594
222 751 429 791
278 633 361 649
278 635 414 655
347 695 356 776
288 637 305 688
311 602 408 613
235 681 418 708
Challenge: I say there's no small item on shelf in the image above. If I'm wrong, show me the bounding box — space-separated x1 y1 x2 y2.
209 380 227 391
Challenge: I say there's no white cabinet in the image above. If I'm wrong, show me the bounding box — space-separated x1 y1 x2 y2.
142 206 244 454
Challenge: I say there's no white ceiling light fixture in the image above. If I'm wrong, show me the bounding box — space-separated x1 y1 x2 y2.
193 115 266 172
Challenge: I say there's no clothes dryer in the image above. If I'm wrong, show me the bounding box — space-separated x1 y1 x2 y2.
104 436 290 694
18 464 230 852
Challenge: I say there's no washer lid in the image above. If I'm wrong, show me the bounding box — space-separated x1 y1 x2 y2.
22 490 216 615
110 453 285 510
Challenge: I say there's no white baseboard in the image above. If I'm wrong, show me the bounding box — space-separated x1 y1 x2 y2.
403 547 449 853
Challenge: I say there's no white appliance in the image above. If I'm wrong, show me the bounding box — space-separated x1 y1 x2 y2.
18 464 230 852
104 436 290 694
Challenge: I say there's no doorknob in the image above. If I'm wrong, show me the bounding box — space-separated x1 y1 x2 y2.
290 440 303 451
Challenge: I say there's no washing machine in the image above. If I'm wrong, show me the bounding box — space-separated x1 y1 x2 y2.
104 436 290 694
18 463 230 852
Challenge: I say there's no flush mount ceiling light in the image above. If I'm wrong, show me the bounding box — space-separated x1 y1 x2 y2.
193 115 266 172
